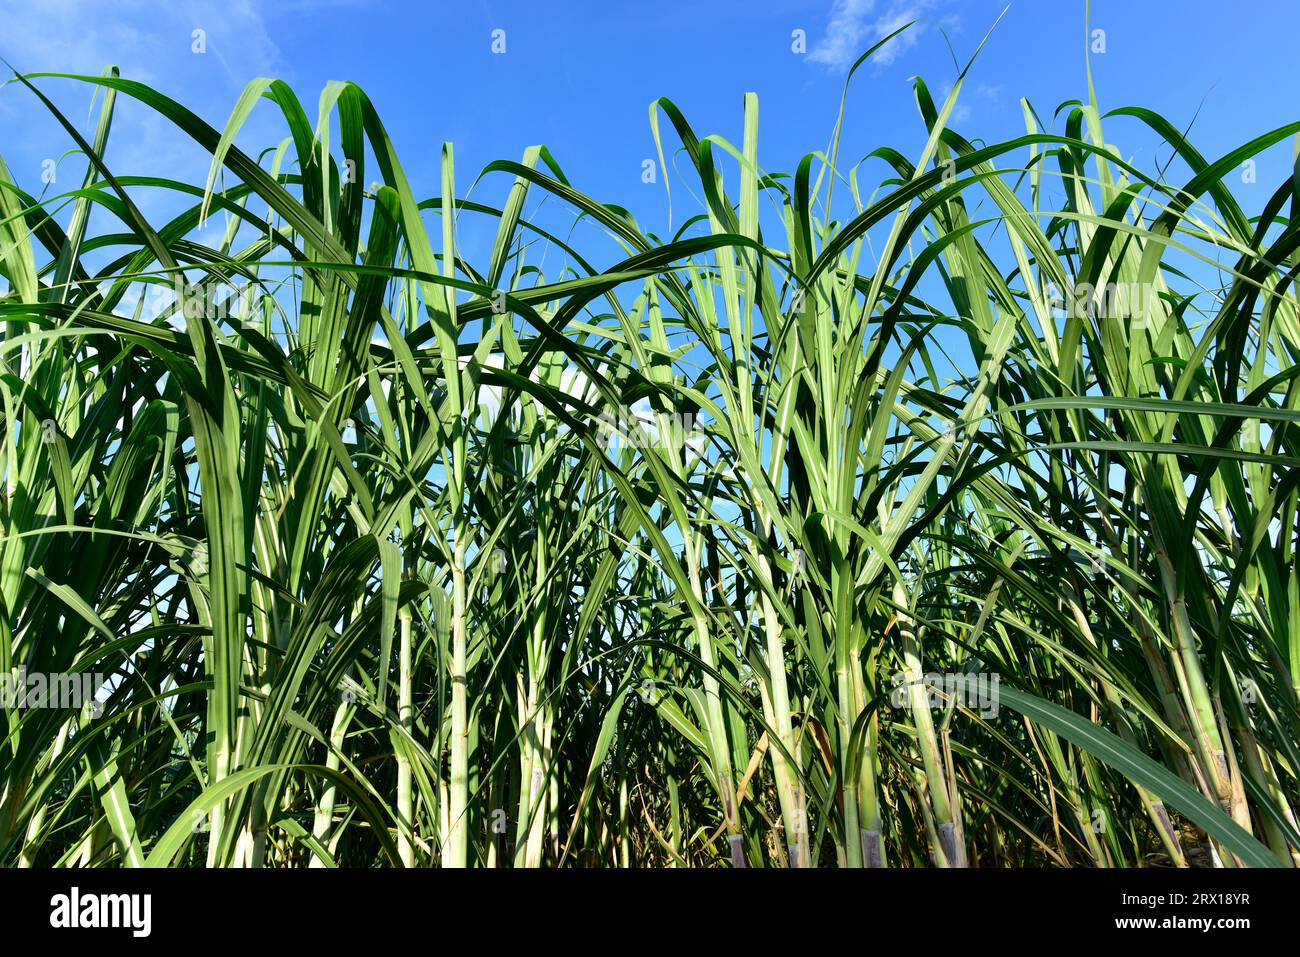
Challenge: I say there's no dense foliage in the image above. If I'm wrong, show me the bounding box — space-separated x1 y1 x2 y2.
1 38 1298 867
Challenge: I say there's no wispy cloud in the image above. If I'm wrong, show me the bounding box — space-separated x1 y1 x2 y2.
0 0 281 85
940 80 1002 125
806 0 878 72
0 0 294 232
808 0 949 72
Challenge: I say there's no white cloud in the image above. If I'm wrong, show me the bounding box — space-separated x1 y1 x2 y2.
807 0 878 72
808 0 948 72
939 80 1002 126
0 0 280 85
869 7 925 67
0 1 299 237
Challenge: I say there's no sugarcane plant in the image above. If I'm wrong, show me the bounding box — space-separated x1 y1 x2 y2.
0 21 1298 867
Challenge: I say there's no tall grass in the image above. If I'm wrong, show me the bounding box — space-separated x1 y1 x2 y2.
1 36 1298 867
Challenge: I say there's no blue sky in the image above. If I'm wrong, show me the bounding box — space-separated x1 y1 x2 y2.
3 0 1297 239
